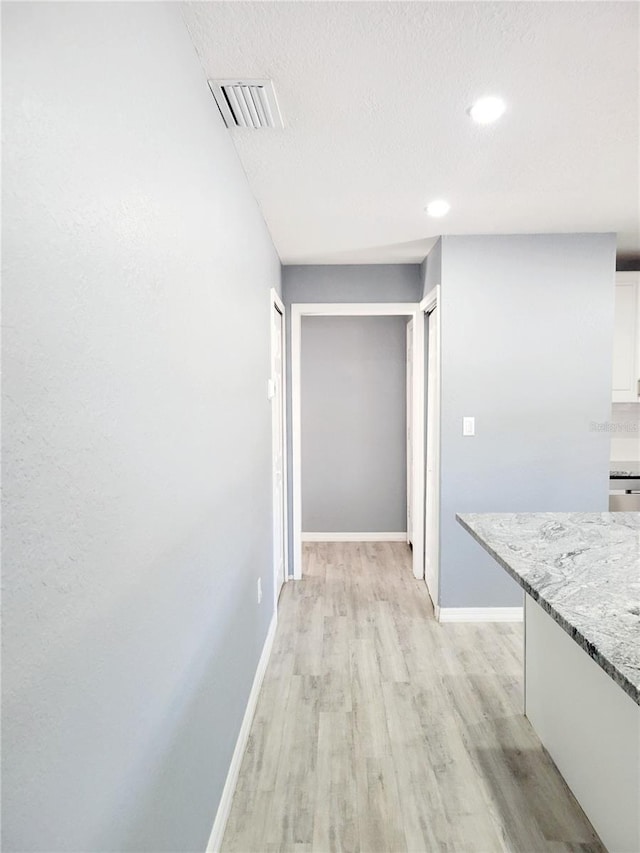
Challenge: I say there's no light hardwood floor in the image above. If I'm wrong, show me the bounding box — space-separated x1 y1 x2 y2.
222 542 604 853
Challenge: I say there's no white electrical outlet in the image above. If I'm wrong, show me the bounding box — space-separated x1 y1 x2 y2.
257 577 262 604
463 416 475 436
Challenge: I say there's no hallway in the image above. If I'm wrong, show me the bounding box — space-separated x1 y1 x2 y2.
222 543 602 852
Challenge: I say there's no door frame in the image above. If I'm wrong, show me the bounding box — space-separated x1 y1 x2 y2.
406 317 414 546
291 302 424 581
270 288 289 610
420 285 441 613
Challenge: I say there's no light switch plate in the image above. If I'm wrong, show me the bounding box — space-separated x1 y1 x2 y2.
463 416 475 436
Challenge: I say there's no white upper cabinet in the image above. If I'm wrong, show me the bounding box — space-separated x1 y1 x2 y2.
612 271 640 403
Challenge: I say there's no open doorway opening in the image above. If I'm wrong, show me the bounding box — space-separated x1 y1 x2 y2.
291 303 424 581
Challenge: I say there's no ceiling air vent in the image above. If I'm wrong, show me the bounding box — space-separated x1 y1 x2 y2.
208 79 284 129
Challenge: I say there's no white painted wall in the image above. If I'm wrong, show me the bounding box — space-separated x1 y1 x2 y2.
609 403 640 461
2 4 280 851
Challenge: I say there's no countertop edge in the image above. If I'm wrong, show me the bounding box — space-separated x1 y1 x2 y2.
455 513 640 706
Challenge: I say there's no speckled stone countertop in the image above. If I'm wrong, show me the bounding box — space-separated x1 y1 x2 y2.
456 512 640 706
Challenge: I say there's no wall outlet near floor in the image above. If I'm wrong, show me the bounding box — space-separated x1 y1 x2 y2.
463 416 475 436
257 577 262 604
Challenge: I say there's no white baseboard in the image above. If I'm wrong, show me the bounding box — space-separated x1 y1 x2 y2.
437 606 523 623
206 613 277 853
301 531 407 542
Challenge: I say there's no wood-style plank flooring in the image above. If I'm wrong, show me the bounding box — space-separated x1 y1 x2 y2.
222 542 603 853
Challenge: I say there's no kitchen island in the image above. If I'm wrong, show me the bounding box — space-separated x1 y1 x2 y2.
457 512 639 853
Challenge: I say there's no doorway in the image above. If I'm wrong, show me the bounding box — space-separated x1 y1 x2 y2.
270 289 288 609
291 303 424 581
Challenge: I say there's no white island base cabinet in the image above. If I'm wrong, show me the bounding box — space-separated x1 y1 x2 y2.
525 597 640 853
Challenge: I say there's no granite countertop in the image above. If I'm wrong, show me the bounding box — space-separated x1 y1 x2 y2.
610 461 640 478
456 512 640 705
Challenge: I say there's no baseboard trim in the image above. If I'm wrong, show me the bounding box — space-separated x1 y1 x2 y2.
206 613 277 853
437 606 523 623
301 532 407 542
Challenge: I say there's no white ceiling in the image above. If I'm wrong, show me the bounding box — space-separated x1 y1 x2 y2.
183 1 639 265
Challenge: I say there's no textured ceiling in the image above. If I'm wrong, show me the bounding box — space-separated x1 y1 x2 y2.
183 1 639 264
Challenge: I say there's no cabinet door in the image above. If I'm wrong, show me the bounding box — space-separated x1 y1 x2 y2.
612 272 640 402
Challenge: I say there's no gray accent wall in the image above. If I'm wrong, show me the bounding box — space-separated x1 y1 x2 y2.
301 316 407 533
2 4 280 851
616 254 640 271
438 234 616 608
283 264 422 305
420 238 442 298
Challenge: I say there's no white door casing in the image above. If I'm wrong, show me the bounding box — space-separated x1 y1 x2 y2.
270 290 288 609
406 317 413 545
422 287 440 610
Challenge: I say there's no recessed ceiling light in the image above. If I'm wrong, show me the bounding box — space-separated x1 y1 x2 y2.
426 199 450 218
468 96 506 125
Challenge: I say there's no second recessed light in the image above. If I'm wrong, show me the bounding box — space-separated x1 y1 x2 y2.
426 199 450 218
469 96 506 125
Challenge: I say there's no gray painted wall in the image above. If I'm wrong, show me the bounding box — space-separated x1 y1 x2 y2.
2 4 280 851
282 265 421 559
301 316 407 533
283 264 422 305
617 255 640 271
420 238 442 298
439 234 616 608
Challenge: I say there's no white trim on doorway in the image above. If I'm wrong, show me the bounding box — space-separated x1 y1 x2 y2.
406 317 414 546
270 288 289 607
301 532 407 542
420 285 438 314
291 302 424 581
292 302 419 316
422 285 441 613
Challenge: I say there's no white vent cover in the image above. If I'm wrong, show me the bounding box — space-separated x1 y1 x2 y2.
208 79 284 129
